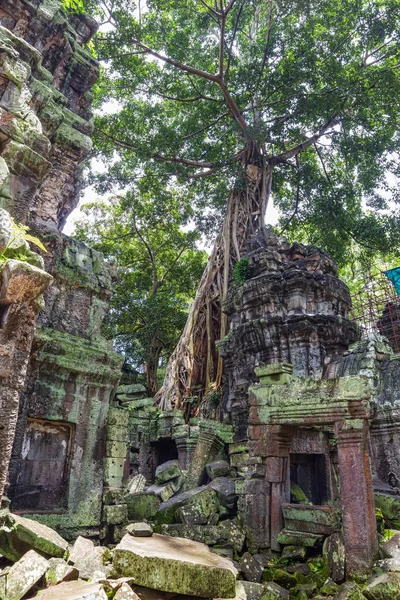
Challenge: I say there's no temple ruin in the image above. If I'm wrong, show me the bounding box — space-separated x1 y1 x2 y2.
1 0 400 598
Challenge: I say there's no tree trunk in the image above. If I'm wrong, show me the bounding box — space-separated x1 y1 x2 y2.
146 344 161 396
156 150 273 410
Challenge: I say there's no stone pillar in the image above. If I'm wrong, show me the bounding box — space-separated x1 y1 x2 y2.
0 260 52 504
336 419 378 578
185 428 224 489
245 365 294 551
241 473 270 550
265 426 293 551
175 437 198 470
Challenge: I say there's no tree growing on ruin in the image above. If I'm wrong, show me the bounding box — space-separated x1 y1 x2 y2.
75 183 207 394
88 0 400 409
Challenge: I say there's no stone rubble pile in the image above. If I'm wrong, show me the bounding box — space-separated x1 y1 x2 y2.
2 462 400 599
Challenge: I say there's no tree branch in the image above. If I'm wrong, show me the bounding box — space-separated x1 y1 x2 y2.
198 0 221 17
271 116 340 164
130 39 219 83
97 130 216 167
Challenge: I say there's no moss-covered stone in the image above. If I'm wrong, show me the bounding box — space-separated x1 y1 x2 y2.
363 573 400 600
0 513 68 561
375 495 400 529
155 486 219 525
126 492 160 521
113 533 238 598
333 582 365 599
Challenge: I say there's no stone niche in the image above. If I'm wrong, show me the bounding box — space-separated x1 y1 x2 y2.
218 227 359 441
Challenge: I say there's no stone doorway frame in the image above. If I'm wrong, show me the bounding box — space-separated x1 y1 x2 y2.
245 363 378 578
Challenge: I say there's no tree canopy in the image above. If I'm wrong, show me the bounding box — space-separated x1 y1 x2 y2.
89 0 400 266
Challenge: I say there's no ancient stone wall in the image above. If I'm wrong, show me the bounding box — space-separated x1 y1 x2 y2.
219 227 359 441
0 0 124 537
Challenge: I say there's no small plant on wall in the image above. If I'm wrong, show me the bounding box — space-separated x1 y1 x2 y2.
233 257 253 287
0 217 47 268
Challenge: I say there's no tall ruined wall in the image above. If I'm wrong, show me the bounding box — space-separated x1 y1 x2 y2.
0 0 98 230
0 0 124 537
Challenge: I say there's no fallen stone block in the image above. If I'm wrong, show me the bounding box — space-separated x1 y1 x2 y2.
209 477 237 508
160 520 245 552
333 582 365 599
382 530 400 559
155 486 219 525
290 582 316 597
241 581 289 600
0 513 68 561
272 569 297 589
45 557 79 585
240 552 266 583
169 475 184 493
69 535 95 564
363 572 400 599
176 502 218 526
126 522 153 537
0 549 48 600
155 460 183 484
116 383 147 398
113 532 238 598
206 460 231 480
323 533 345 583
281 545 307 561
35 580 108 599
127 474 147 495
75 546 111 580
321 578 340 595
261 582 290 600
282 504 340 535
240 581 266 600
276 529 324 547
114 582 140 600
147 483 174 502
126 492 161 521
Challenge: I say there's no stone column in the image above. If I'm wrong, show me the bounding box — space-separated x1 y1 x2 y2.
185 428 224 489
336 419 378 578
265 426 293 551
0 260 52 505
175 437 198 470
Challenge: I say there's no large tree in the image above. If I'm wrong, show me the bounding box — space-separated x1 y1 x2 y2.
88 0 400 409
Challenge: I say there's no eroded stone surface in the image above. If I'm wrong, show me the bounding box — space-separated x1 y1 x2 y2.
35 580 108 599
45 557 79 585
0 513 68 561
126 522 153 537
363 572 400 600
113 533 238 598
0 549 48 600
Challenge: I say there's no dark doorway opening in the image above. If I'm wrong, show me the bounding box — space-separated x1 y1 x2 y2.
12 418 73 512
151 439 178 468
290 452 329 505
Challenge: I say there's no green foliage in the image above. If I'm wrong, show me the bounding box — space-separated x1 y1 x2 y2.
61 0 85 13
85 0 400 269
75 184 207 391
0 218 46 267
383 529 397 541
233 258 252 287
